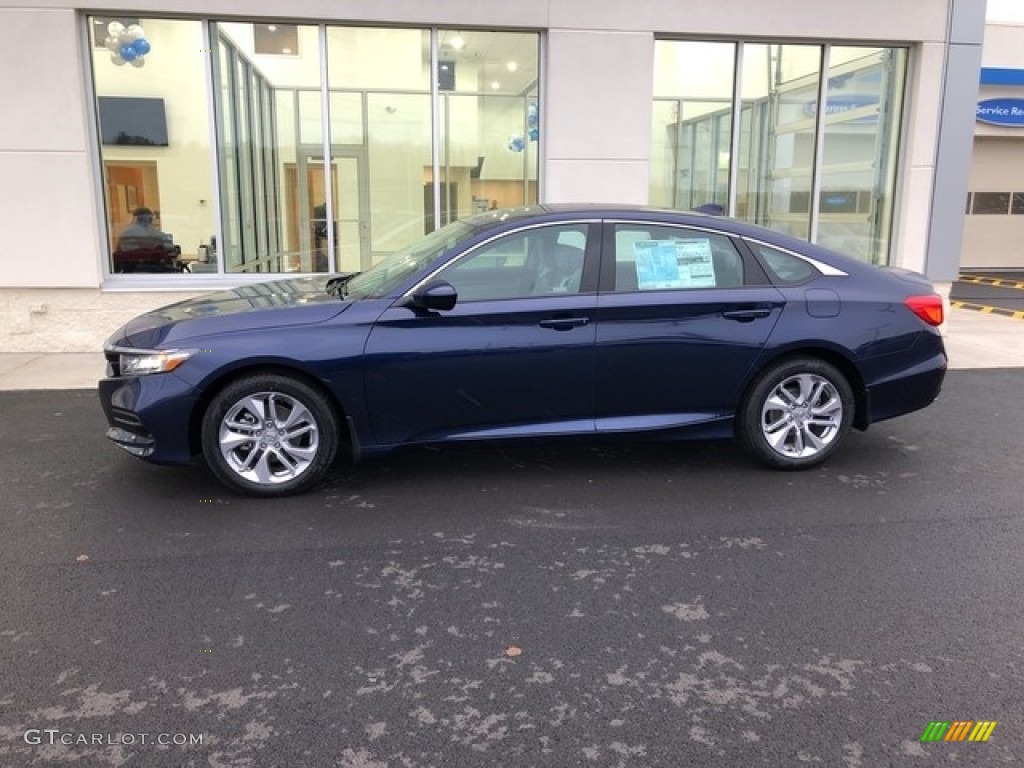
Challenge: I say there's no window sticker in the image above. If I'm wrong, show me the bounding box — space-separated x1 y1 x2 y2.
633 239 716 289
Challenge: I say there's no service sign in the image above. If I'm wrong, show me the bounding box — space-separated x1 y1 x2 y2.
976 98 1024 127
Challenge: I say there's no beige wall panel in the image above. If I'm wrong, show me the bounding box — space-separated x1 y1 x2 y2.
0 152 104 287
982 22 1024 65
970 137 1024 187
545 30 653 161
546 0 949 39
7 0 947 39
0 9 88 151
544 159 648 204
0 288 199 353
961 217 1024 269
904 42 946 171
894 166 935 274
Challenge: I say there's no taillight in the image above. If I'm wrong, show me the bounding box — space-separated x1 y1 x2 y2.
905 294 944 327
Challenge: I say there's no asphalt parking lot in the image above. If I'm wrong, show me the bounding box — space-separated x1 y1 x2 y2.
1 370 1023 766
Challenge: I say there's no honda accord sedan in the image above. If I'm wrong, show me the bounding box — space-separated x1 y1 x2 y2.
99 205 947 497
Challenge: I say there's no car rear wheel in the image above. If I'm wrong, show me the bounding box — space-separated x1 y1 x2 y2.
738 357 853 469
201 374 338 497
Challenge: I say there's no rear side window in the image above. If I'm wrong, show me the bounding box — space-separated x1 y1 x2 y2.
610 224 744 293
752 244 820 286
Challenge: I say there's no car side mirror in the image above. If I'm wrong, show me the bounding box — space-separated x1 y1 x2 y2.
408 279 458 312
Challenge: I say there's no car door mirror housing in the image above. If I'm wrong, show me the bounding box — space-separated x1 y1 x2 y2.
409 280 458 312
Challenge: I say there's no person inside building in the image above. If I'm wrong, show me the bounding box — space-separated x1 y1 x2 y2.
113 207 180 272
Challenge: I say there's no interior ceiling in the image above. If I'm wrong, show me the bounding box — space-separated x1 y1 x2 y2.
434 30 539 94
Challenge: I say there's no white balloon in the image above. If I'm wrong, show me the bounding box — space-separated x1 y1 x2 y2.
107 21 124 37
104 35 121 53
119 29 135 44
130 56 146 68
110 53 126 66
126 24 145 40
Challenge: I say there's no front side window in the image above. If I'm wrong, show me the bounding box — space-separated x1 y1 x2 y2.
438 224 589 302
611 225 744 292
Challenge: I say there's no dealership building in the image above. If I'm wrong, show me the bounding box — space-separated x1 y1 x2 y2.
0 0 1001 352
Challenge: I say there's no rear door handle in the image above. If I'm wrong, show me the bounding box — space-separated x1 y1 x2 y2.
722 308 772 322
539 317 590 331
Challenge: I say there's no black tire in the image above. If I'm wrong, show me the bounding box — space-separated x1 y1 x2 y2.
201 373 339 497
738 357 854 469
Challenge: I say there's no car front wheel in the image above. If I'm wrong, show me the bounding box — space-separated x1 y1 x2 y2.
201 374 339 497
738 357 853 469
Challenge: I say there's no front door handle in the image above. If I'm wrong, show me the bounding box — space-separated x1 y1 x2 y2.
539 317 590 331
722 308 772 322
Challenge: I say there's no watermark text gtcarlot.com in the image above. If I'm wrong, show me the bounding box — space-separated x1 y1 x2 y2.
24 729 203 747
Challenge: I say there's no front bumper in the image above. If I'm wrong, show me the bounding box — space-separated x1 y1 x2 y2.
98 373 200 465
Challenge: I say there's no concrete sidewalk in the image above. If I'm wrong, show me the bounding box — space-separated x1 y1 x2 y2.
0 306 1021 391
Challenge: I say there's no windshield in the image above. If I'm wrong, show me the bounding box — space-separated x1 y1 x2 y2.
341 220 478 300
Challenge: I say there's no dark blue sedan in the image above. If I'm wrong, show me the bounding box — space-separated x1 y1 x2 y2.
99 205 947 496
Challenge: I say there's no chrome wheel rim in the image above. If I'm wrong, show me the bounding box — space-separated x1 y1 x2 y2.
218 392 319 485
760 373 843 459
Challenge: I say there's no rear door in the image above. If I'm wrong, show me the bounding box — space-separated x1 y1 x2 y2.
363 221 601 446
593 220 786 430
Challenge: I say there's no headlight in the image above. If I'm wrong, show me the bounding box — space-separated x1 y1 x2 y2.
117 348 197 376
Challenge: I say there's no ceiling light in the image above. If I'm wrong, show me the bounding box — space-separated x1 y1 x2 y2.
268 25 277 31
491 81 501 90
449 34 465 51
282 47 292 54
506 61 518 72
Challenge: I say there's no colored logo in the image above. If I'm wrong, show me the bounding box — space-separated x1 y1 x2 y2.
921 721 997 743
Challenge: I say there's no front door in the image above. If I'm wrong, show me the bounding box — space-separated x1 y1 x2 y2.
362 222 600 447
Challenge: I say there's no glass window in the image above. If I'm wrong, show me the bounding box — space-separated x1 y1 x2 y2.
89 22 542 279
651 40 907 266
740 43 822 241
90 17 217 274
972 192 1012 215
752 243 819 285
1012 193 1024 215
215 22 324 274
437 32 540 229
816 47 907 264
651 41 736 211
440 224 588 301
611 224 744 292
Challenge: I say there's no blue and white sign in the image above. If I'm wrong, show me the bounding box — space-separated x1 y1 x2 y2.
976 98 1024 127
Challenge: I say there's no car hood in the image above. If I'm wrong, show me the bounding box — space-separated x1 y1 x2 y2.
107 275 352 349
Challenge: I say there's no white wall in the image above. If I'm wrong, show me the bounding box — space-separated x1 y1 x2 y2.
0 9 102 288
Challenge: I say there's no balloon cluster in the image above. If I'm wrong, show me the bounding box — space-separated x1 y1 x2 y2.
507 103 540 153
103 22 152 68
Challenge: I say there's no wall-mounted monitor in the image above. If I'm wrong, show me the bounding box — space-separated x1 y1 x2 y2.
98 96 169 146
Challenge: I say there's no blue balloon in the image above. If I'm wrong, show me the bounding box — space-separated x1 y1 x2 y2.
528 127 539 142
119 44 138 62
132 38 151 55
527 103 539 128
